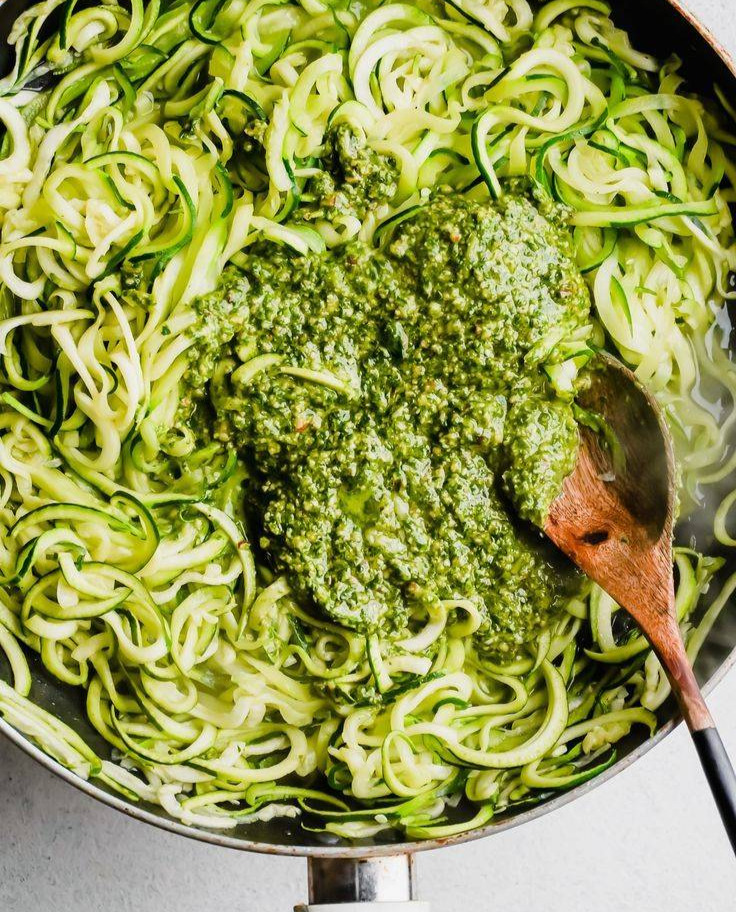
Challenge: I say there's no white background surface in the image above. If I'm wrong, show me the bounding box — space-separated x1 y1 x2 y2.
2 1 736 909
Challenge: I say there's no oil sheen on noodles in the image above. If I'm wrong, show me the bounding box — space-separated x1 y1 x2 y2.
0 0 735 837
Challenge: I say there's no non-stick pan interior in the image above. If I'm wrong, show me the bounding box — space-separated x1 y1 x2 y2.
1 0 736 857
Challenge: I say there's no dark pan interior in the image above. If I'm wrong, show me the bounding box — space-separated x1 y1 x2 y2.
0 0 735 856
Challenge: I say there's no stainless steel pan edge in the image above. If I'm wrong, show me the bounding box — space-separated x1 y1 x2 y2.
0 0 735 869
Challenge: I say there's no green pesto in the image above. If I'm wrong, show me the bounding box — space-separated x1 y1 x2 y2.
303 123 399 223
183 185 590 655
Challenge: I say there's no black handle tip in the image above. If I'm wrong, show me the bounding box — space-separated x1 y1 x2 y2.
692 726 736 856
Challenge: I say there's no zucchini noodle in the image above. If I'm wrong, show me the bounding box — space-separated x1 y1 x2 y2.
0 0 735 838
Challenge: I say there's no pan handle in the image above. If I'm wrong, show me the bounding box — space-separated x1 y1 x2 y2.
295 855 429 910
300 904 429 910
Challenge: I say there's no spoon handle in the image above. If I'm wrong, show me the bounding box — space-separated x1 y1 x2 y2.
647 621 736 854
691 727 736 855
665 645 736 854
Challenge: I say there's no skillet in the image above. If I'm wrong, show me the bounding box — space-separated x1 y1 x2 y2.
1 0 735 905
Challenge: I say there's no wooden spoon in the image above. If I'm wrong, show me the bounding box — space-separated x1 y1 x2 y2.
544 352 736 852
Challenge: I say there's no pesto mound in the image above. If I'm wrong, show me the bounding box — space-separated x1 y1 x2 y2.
183 188 590 655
